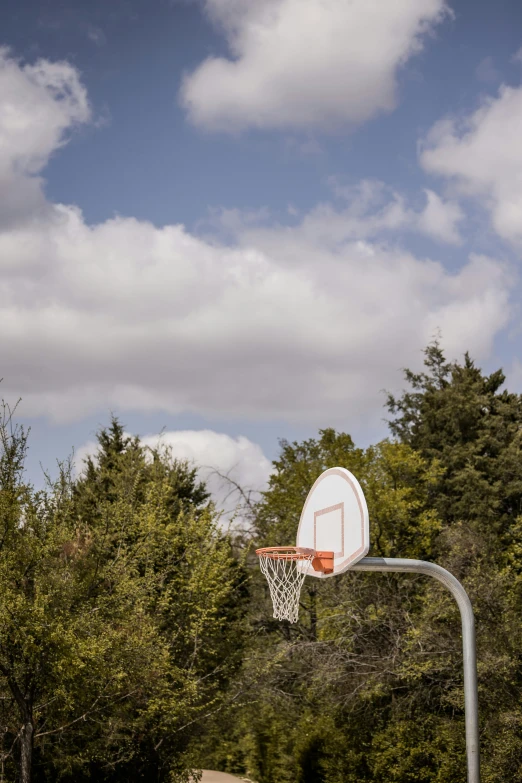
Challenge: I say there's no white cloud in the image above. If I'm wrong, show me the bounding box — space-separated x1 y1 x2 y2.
417 188 464 244
141 430 273 521
180 0 449 133
74 429 273 525
0 50 513 433
2 200 507 426
0 48 90 170
0 47 90 228
420 84 522 246
281 178 464 245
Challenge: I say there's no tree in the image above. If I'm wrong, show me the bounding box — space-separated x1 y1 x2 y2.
73 416 210 524
386 342 522 782
0 403 163 782
386 341 522 546
0 406 247 782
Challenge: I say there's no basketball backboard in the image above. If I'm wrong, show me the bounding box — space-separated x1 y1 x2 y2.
296 467 369 578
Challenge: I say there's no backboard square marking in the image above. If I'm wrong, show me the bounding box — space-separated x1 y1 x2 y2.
314 502 344 558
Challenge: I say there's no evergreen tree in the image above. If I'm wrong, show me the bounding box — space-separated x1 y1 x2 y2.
73 415 210 525
386 341 522 547
386 342 522 782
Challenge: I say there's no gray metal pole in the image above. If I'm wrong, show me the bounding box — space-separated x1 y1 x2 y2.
351 558 480 783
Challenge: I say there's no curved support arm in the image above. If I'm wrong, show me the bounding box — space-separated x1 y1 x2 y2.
351 558 480 783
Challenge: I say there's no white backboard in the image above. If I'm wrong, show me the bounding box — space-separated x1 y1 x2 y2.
296 467 369 578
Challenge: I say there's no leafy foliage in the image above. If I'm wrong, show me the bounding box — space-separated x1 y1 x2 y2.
0 408 247 782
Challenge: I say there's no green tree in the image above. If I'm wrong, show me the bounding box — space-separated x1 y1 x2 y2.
0 406 247 782
386 342 522 782
73 416 210 524
0 404 164 782
386 341 522 546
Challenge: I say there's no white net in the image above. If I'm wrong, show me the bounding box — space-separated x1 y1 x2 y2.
258 550 314 623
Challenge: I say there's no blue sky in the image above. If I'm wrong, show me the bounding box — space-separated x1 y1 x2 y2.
1 0 522 503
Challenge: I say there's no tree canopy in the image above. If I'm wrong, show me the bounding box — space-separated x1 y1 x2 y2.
2 342 522 782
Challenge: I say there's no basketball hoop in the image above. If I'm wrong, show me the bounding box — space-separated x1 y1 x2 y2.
256 547 334 623
255 468 481 782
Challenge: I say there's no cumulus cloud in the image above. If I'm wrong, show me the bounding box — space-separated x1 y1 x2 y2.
2 201 508 426
180 0 449 132
420 84 522 246
0 47 90 228
74 429 273 524
0 50 512 433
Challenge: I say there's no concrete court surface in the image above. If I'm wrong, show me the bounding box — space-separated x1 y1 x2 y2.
201 771 253 783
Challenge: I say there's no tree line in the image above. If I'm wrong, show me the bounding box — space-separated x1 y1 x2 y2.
1 342 521 781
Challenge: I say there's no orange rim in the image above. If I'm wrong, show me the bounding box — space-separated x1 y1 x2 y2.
256 546 315 560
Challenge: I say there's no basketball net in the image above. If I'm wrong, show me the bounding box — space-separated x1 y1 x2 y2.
257 548 315 623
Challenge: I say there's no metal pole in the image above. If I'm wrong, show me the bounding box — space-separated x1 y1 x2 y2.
351 558 480 783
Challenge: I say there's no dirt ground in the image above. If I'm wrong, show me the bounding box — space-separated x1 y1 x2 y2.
200 771 253 783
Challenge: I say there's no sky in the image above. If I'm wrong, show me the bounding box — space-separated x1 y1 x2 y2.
1 0 522 510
